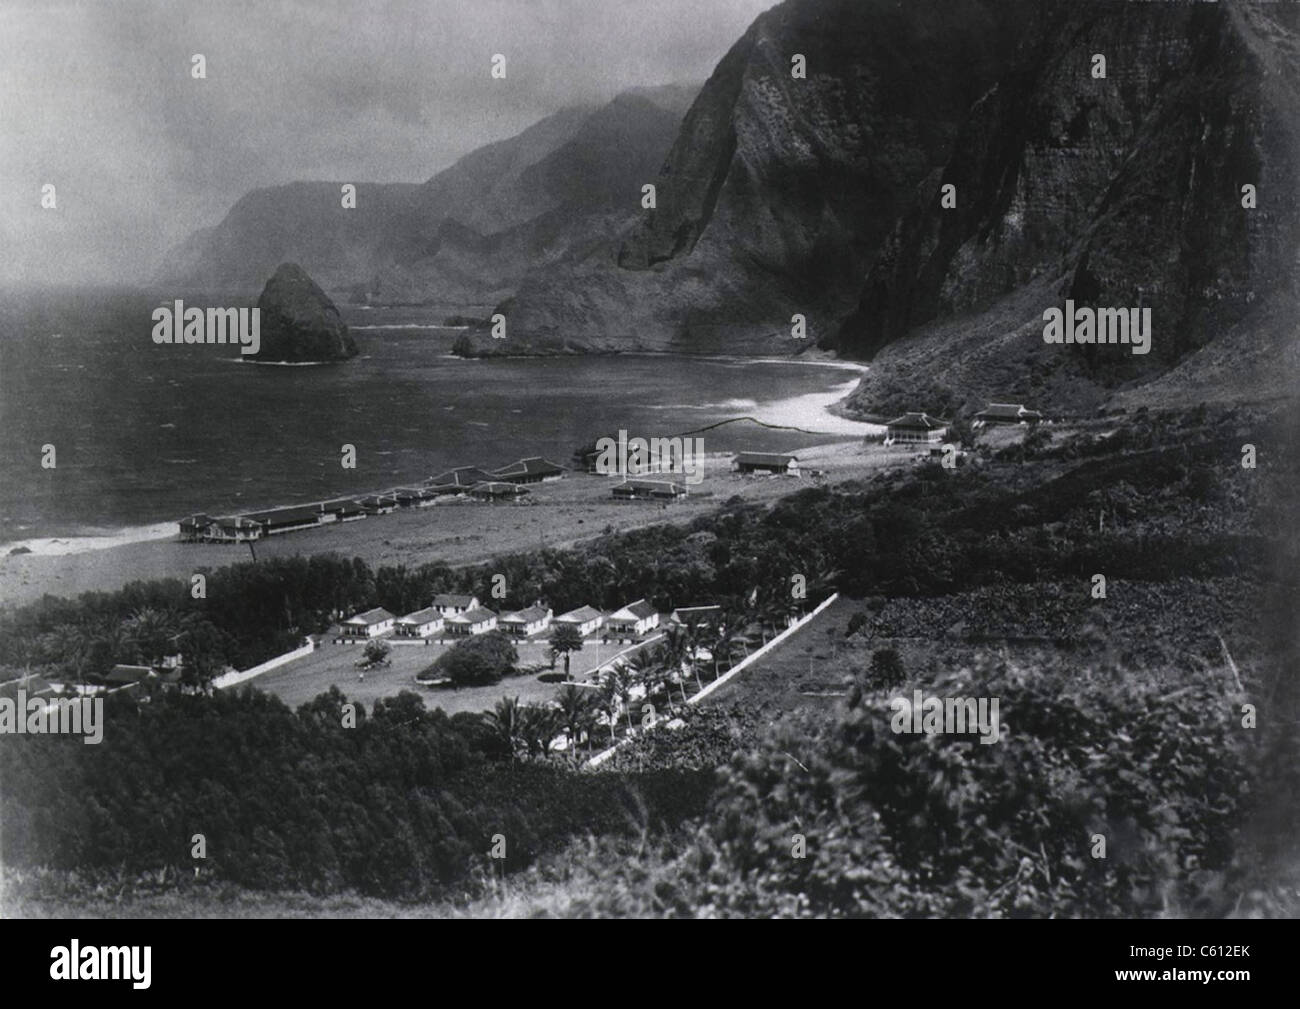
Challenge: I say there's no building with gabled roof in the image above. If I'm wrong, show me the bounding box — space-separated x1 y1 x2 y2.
320 498 367 522
972 403 1043 428
207 516 263 542
341 607 396 638
499 605 553 637
733 452 800 476
426 467 497 490
468 481 530 501
244 505 323 535
607 599 659 638
883 412 949 446
104 664 156 687
358 494 398 514
555 605 604 637
492 457 566 484
670 605 723 630
611 480 687 501
395 607 444 638
445 607 498 636
178 514 214 541
433 593 479 616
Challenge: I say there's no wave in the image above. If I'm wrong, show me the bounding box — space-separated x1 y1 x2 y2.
226 358 333 367
3 522 179 558
350 323 468 331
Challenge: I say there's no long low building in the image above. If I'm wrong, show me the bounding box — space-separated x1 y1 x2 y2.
244 505 323 536
205 516 263 542
321 499 367 522
733 452 800 476
612 480 687 501
492 457 566 484
972 403 1043 427
468 481 530 501
426 467 497 491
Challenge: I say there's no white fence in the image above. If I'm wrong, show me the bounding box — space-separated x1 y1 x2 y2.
213 640 316 690
586 593 839 768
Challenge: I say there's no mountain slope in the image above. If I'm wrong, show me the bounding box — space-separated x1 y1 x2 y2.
491 0 1036 354
834 0 1300 413
161 85 696 304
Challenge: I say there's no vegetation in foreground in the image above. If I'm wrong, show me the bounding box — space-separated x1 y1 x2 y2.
2 403 1297 917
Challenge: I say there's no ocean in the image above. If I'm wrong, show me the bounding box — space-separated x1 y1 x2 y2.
0 288 873 552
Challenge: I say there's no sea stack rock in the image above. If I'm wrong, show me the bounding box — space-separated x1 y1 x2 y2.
254 262 358 362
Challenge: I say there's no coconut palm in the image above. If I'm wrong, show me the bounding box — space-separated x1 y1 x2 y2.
625 648 662 717
547 624 584 679
651 643 685 706
517 703 560 760
481 696 524 763
122 607 178 667
555 684 597 765
597 673 622 745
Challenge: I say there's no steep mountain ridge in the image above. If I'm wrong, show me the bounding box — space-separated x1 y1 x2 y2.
834 0 1300 413
160 85 695 302
485 0 1036 354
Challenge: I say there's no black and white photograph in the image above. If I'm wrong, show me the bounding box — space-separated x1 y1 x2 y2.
0 0 1296 951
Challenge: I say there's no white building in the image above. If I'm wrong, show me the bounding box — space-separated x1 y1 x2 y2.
341 607 395 639
445 607 498 636
433 594 480 617
499 605 553 638
395 607 444 638
555 605 604 638
883 412 949 446
606 599 659 638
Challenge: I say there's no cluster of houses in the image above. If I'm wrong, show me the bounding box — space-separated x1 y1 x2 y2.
337 594 679 646
879 403 1043 447
178 457 568 543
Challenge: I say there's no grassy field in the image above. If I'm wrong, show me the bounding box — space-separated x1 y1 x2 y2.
253 632 659 715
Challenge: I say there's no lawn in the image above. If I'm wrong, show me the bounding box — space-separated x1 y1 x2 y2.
250 633 658 716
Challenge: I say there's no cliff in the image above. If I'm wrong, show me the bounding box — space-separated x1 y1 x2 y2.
833 0 1300 413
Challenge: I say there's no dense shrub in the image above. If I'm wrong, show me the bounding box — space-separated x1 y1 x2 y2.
430 632 519 686
0 686 713 901
501 656 1254 918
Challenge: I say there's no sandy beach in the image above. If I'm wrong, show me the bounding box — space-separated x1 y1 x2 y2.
0 439 909 610
0 360 893 609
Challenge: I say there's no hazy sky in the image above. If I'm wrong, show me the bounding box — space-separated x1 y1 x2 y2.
0 0 774 286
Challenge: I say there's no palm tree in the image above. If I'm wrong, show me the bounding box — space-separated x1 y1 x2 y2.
626 649 660 719
682 624 705 694
548 624 584 679
123 607 178 667
651 643 684 706
63 621 100 691
597 673 622 745
555 685 597 765
518 703 560 760
660 626 692 699
481 696 524 763
614 666 637 732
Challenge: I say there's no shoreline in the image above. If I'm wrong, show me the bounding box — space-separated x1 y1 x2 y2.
1 357 872 561
0 440 889 610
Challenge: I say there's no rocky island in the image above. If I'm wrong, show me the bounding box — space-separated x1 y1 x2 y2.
253 262 358 363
